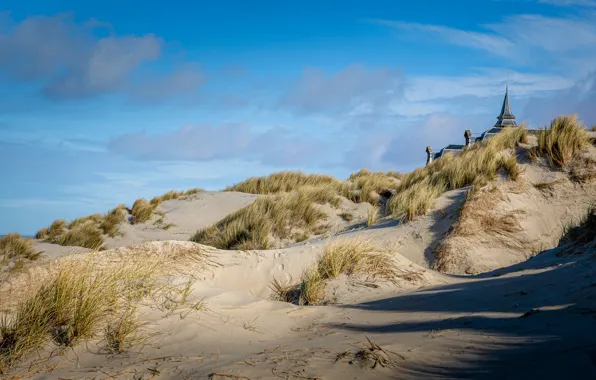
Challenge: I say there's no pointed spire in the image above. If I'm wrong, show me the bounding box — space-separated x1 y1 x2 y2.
494 85 517 127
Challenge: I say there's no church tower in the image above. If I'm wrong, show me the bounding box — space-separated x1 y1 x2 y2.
494 86 517 128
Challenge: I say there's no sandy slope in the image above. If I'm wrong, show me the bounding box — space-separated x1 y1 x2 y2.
5 239 595 380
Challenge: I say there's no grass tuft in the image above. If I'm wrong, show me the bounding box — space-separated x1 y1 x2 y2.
296 238 402 305
533 114 589 168
132 198 154 223
54 223 105 250
0 234 40 264
366 208 380 227
100 205 126 237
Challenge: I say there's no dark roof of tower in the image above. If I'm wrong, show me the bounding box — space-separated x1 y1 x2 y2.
494 86 517 127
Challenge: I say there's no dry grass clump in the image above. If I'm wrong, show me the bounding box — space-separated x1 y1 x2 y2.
292 238 400 305
225 171 340 194
344 171 401 205
68 213 103 229
149 188 203 207
434 185 525 272
366 208 380 227
559 205 596 247
0 234 40 264
100 205 127 237
53 223 105 250
389 126 527 221
0 258 158 373
533 115 589 168
131 198 154 223
46 219 67 240
192 187 338 250
270 277 301 304
568 155 596 183
36 205 126 249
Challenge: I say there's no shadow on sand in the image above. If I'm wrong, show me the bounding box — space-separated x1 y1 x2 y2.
330 250 596 379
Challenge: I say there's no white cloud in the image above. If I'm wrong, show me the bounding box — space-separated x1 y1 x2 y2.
0 13 204 100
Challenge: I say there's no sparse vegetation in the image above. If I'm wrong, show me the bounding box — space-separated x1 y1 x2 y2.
568 155 596 183
192 186 340 249
434 185 526 273
278 238 402 305
0 234 40 264
533 114 589 168
226 169 401 207
344 170 401 205
132 198 154 223
533 180 562 190
54 223 105 250
225 171 339 194
270 277 300 303
339 212 354 222
150 188 204 207
559 204 596 247
100 205 127 237
103 305 145 354
0 258 159 372
389 126 527 221
35 206 125 249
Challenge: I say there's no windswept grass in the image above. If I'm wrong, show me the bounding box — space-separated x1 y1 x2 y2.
344 170 401 205
68 214 103 229
389 126 527 221
0 258 159 373
225 171 340 194
191 186 339 249
35 205 126 249
533 114 589 168
0 234 40 264
131 199 154 223
54 223 105 250
46 220 67 240
272 238 402 305
150 188 204 207
100 205 127 237
225 170 402 208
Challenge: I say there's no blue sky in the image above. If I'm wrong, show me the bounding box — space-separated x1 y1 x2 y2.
2 0 596 235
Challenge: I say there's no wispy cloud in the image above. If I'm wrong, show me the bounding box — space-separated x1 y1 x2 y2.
278 64 404 116
108 123 342 167
0 13 204 101
370 19 513 57
538 0 596 7
373 13 596 71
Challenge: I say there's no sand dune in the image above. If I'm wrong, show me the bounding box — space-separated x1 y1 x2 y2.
3 123 596 379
